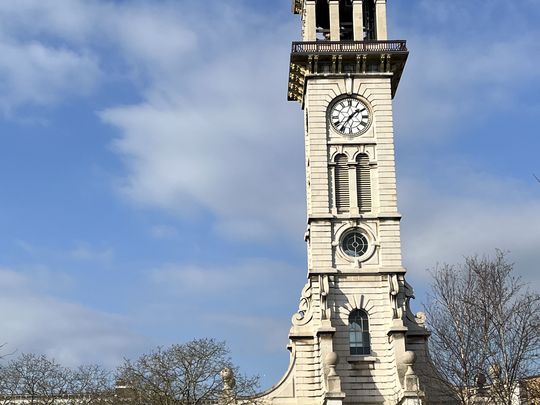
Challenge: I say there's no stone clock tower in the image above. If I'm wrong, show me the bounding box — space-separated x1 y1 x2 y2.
255 1 432 405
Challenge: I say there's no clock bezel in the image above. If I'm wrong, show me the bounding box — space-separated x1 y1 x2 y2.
327 95 373 137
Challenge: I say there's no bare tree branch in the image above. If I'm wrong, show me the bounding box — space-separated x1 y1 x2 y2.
117 338 259 405
0 353 113 405
425 251 540 405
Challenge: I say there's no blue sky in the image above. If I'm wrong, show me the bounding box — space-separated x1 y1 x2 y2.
0 0 539 389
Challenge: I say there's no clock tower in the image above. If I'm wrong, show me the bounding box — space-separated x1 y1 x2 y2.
256 1 432 404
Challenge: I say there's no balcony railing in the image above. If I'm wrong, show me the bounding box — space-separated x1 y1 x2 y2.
291 40 407 54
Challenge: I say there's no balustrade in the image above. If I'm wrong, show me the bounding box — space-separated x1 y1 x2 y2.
291 40 407 54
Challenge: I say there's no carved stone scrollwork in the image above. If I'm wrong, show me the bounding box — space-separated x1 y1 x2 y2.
389 275 421 326
415 312 426 327
389 274 400 319
320 274 330 320
292 280 313 326
403 279 417 323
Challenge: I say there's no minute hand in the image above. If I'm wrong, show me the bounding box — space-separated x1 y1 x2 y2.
340 109 361 131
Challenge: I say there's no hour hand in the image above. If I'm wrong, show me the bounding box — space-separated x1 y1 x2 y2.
333 118 345 128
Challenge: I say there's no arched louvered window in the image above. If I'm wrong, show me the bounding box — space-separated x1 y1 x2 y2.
356 154 371 213
335 154 350 213
349 309 370 355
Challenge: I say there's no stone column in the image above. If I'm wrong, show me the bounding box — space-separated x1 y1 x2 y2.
352 0 364 41
329 0 340 41
304 0 317 41
349 161 359 216
375 0 388 40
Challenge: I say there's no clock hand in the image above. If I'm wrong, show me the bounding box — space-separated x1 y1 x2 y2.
340 109 361 131
345 109 361 122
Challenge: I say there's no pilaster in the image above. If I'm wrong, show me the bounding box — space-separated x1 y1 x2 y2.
352 0 364 41
375 0 388 40
304 0 317 41
329 0 340 41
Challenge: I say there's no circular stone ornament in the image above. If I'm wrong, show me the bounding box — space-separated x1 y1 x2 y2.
341 231 369 258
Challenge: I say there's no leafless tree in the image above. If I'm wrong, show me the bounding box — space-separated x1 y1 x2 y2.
117 338 259 405
0 353 113 405
0 353 70 405
426 251 540 405
66 364 114 405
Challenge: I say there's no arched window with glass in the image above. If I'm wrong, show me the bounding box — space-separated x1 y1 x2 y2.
349 309 371 355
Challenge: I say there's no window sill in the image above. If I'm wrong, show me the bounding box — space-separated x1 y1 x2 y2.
347 355 377 364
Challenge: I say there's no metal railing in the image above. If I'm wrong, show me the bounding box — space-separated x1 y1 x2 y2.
291 40 407 54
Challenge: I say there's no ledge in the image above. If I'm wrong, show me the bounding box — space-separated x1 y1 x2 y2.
288 40 408 103
307 213 402 221
316 326 337 335
347 355 377 363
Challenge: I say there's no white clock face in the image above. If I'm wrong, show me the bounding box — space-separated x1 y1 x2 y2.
329 97 371 136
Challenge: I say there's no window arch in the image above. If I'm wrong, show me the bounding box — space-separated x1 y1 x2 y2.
334 154 350 213
349 309 370 355
356 153 371 213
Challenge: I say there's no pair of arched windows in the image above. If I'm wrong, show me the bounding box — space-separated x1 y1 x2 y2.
332 153 372 214
349 309 370 355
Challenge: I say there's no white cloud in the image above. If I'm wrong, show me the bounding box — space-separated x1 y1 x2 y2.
110 8 197 80
392 0 540 139
0 38 101 114
0 267 144 368
394 35 540 140
399 171 540 289
69 243 114 263
149 258 303 299
100 12 305 241
14 239 114 267
0 1 93 42
0 0 305 240
150 225 179 239
0 1 199 114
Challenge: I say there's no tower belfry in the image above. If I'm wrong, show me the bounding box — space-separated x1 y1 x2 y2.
300 0 384 42
258 1 431 404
